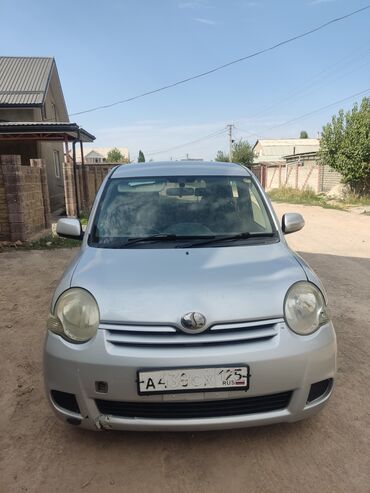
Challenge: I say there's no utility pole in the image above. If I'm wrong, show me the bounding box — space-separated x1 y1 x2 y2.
227 124 234 162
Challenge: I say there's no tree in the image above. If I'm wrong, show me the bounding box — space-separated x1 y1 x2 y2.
319 97 370 193
215 139 254 166
138 150 145 162
215 150 229 162
300 130 308 139
107 148 124 163
231 139 254 167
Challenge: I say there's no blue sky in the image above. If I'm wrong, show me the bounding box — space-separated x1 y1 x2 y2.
1 0 369 161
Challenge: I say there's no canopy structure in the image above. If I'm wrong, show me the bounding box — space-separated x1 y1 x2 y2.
0 121 95 216
0 121 95 142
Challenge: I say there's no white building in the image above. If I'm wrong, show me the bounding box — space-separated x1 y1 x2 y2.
253 138 320 164
76 147 129 164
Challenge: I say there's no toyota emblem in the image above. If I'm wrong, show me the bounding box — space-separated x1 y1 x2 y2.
180 312 207 334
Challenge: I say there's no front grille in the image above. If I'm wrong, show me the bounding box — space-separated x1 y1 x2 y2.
95 391 292 419
102 318 281 347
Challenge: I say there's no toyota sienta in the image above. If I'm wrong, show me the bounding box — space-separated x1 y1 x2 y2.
44 161 336 431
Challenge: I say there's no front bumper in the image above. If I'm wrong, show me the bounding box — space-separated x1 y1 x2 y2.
43 322 336 431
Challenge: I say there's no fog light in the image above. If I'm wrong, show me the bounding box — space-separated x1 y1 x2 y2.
307 379 332 403
51 390 80 414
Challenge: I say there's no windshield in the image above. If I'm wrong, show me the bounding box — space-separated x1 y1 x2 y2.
89 175 276 247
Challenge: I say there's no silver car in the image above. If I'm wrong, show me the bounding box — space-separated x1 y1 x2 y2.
44 161 336 431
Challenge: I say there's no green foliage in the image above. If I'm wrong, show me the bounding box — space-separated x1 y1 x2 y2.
138 150 146 162
268 187 344 210
215 150 229 162
106 148 125 163
319 97 370 192
215 139 254 166
231 139 254 167
300 130 308 139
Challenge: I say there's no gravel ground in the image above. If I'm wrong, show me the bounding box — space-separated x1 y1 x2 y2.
0 203 369 493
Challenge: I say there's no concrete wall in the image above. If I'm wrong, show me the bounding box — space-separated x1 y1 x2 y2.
264 163 320 192
253 162 342 193
284 164 320 191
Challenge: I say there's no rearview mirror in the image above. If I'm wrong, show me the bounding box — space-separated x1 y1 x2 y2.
282 213 305 235
56 218 84 240
166 187 195 197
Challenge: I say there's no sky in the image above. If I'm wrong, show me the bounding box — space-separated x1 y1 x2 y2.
1 0 369 161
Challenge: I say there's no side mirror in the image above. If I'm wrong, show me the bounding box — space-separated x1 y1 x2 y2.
56 218 84 240
282 213 305 235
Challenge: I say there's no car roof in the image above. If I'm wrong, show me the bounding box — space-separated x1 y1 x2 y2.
111 160 251 178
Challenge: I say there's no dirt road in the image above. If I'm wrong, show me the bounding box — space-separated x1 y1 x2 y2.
0 203 369 493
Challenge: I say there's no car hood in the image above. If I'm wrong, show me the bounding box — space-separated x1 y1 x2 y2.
69 243 306 326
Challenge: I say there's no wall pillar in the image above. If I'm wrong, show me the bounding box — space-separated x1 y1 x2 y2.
317 163 323 193
63 157 77 217
278 164 282 187
295 163 299 189
1 155 27 241
81 164 89 214
30 159 51 228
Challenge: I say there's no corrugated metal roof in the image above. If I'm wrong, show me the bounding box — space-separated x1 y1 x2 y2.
0 57 54 105
253 138 320 163
0 121 69 126
0 121 95 142
254 139 320 147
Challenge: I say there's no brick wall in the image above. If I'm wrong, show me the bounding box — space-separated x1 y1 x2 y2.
0 155 51 242
0 165 10 240
321 165 343 192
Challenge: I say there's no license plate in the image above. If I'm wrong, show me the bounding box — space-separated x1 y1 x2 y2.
137 366 250 395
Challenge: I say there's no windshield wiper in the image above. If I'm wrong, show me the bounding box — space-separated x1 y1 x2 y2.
180 232 276 248
107 234 216 248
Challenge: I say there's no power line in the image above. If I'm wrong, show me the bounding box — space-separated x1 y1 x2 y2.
234 87 370 138
69 5 370 116
148 88 369 158
145 128 227 157
240 45 370 122
265 87 370 130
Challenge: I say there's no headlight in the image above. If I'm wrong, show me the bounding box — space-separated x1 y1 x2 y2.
284 281 330 335
47 288 99 343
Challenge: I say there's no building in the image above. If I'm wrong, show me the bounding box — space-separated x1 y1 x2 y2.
0 56 94 211
76 147 130 164
250 138 342 192
253 138 320 164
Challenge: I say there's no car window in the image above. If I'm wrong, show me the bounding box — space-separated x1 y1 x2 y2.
90 175 275 246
